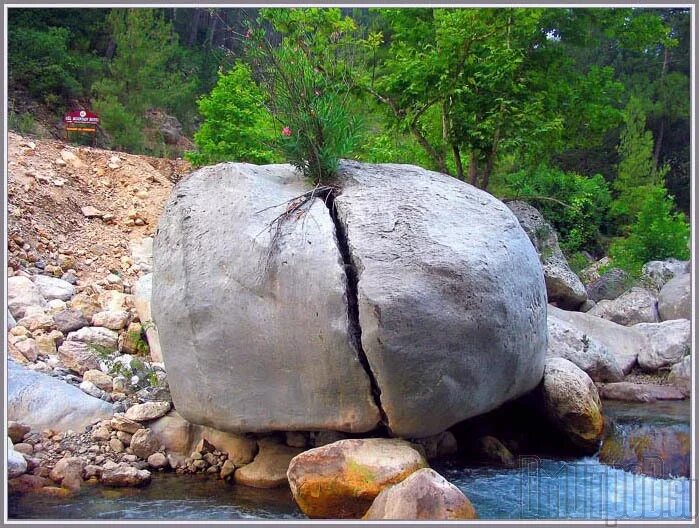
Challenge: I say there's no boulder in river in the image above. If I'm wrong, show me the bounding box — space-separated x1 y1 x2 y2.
540 357 604 452
8 360 113 432
363 468 477 520
586 287 659 326
234 438 304 489
153 162 547 437
100 463 151 487
668 356 691 396
658 273 691 321
286 437 428 519
506 200 587 310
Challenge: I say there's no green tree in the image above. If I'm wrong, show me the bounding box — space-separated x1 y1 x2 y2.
187 63 277 166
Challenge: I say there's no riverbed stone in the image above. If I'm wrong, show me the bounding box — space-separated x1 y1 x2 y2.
587 287 659 326
153 162 547 438
49 456 85 492
17 311 54 333
125 401 171 422
8 360 113 432
547 313 624 382
642 259 689 292
53 309 89 333
8 474 48 494
33 275 75 301
147 452 168 469
92 310 130 330
597 382 686 402
15 338 39 362
586 268 631 302
541 357 604 452
130 428 159 459
8 439 28 478
547 305 645 374
100 463 151 487
8 421 31 443
67 326 118 350
635 319 691 372
507 200 587 309
287 438 428 519
408 431 458 460
111 415 143 434
658 273 691 321
8 276 48 319
363 468 477 520
57 340 100 374
195 426 258 466
669 356 691 396
83 369 114 392
69 292 102 320
233 438 304 489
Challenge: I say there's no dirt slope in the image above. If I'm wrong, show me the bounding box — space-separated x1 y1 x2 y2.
6 132 191 284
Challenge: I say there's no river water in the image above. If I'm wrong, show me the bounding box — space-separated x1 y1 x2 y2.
8 400 692 521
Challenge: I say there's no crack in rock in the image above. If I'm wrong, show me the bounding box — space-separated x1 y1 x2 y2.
317 190 390 433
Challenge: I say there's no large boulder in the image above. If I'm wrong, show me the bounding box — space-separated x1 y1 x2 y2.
32 275 75 301
668 356 691 396
363 468 477 520
586 287 660 326
547 313 624 382
8 276 48 319
586 268 632 302
153 162 547 437
658 273 691 321
287 438 428 519
233 438 304 489
506 200 587 309
642 259 689 292
547 305 645 374
540 357 604 452
634 320 691 372
8 360 113 432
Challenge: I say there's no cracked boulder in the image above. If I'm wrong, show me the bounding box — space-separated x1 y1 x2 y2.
153 162 547 438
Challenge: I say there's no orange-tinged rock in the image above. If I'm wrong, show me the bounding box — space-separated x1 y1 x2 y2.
287 438 428 519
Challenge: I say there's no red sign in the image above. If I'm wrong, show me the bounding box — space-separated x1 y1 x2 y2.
64 110 100 125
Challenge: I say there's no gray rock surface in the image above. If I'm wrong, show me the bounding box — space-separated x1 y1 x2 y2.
547 313 624 382
586 268 631 302
132 273 162 362
8 360 113 432
597 382 686 402
641 259 689 292
506 200 587 309
658 273 691 321
8 310 17 330
587 287 660 326
548 305 645 374
53 309 89 333
154 162 547 437
668 356 691 396
634 319 691 371
8 439 28 478
32 275 75 301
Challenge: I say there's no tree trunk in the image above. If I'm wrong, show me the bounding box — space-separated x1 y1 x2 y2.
654 46 670 170
105 38 116 60
206 10 218 48
468 151 479 186
412 126 449 175
452 143 464 180
188 9 202 48
481 126 501 191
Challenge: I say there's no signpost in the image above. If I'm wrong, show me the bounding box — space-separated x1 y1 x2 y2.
64 110 100 145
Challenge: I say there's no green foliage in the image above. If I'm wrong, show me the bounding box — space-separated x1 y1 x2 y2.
8 111 37 135
127 330 150 356
245 9 363 182
187 63 277 166
502 165 612 253
93 95 145 152
609 185 689 276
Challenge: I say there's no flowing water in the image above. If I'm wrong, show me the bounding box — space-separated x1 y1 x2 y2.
9 400 692 521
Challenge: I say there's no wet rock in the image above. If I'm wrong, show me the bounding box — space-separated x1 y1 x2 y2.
546 313 624 382
287 438 428 519
658 273 691 321
49 456 85 492
363 468 477 520
32 275 75 301
587 287 659 326
8 276 48 319
100 463 151 487
8 474 48 494
476 436 516 467
125 401 171 422
408 431 458 460
635 320 691 372
541 357 604 452
234 438 304 489
597 382 686 402
507 200 587 309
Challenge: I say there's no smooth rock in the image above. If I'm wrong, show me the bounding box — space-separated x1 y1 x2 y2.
476 436 515 467
8 360 113 432
147 452 168 469
658 273 691 321
547 305 645 374
8 421 31 443
130 429 160 459
635 320 691 371
153 162 547 437
541 357 604 452
57 340 100 374
668 356 691 396
8 276 48 319
14 443 33 455
195 426 258 466
586 268 631 302
547 313 624 382
83 369 113 392
49 456 85 492
408 431 458 460
597 382 686 402
92 310 130 330
32 275 75 301
8 474 48 494
587 287 659 326
507 200 587 309
363 468 477 520
220 459 237 479
69 293 102 320
149 411 196 455
53 309 89 333
111 415 144 434
125 401 171 422
67 326 118 350
79 380 104 399
100 463 151 487
234 438 304 489
287 438 428 519
8 440 28 478
15 339 39 362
